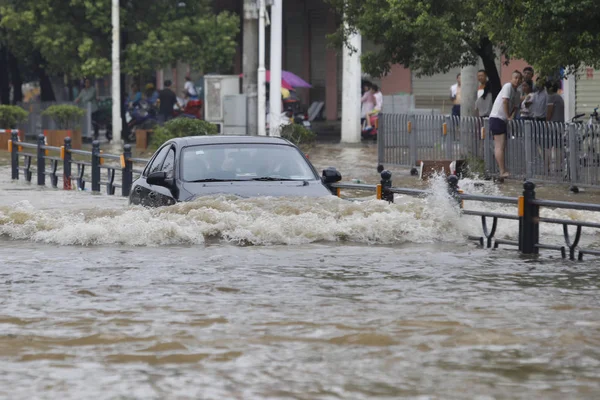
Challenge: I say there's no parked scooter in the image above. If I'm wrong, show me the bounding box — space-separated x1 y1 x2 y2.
126 100 158 142
361 114 378 140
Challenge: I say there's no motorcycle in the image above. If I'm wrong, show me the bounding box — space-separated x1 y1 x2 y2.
126 100 158 142
361 113 378 140
173 99 203 120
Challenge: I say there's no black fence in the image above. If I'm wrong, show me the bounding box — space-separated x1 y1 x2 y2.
8 132 149 196
329 170 600 261
6 133 600 260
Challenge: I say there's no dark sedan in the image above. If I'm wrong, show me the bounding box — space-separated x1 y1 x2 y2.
129 135 342 207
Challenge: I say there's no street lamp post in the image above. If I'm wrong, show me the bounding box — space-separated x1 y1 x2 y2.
268 0 282 136
257 0 267 136
111 0 122 142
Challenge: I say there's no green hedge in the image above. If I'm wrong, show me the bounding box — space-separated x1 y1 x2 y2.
42 105 85 130
280 124 316 150
0 105 29 129
149 118 218 150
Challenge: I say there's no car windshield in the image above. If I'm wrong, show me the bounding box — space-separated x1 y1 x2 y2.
181 143 317 182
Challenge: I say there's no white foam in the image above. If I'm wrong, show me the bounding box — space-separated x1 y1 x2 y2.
0 176 598 247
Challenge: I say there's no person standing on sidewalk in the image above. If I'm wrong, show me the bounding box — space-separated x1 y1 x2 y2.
158 80 178 124
450 73 461 117
488 71 523 178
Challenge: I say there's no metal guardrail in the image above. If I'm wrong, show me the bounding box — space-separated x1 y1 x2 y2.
328 168 600 261
8 132 149 196
379 114 600 188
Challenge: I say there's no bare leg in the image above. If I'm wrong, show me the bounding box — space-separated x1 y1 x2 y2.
494 133 509 177
366 113 372 128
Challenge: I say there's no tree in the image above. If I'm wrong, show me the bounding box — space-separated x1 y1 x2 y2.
329 0 504 99
483 0 600 78
0 0 239 102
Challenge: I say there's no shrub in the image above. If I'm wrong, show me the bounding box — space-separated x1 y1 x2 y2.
0 105 29 128
42 105 85 130
149 118 218 150
280 124 316 150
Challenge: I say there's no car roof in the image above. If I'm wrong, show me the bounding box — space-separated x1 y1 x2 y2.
171 135 295 147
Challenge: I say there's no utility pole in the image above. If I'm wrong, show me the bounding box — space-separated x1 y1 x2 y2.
257 0 267 136
111 0 122 143
461 65 478 118
341 25 361 143
268 0 282 136
243 0 259 136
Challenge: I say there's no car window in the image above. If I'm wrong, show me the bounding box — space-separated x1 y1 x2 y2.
147 146 171 175
181 144 317 182
162 149 176 179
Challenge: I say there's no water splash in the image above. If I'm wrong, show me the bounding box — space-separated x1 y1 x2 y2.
0 177 597 247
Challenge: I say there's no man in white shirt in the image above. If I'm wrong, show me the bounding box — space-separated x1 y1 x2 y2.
488 70 523 178
450 74 461 117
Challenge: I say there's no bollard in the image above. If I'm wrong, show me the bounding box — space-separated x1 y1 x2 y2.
37 134 46 186
447 175 461 205
519 181 539 254
91 140 101 192
121 144 133 197
380 170 394 203
63 137 72 190
10 131 19 180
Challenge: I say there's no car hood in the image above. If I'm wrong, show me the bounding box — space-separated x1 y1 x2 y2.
181 180 332 200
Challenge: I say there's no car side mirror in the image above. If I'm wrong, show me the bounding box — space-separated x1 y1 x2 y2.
321 167 342 184
147 171 171 187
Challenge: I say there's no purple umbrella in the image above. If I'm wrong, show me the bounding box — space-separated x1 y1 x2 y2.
281 70 312 88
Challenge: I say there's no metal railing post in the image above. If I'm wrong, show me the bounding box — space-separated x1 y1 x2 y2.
524 121 533 179
378 114 385 165
121 144 133 197
63 137 72 190
37 134 45 186
568 123 579 184
444 116 453 159
91 140 101 192
11 131 19 180
409 115 417 167
519 181 539 254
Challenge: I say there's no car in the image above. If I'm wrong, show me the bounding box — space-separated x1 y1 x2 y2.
129 135 343 207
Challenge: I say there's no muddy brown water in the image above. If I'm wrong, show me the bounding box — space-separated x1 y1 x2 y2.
1 142 600 400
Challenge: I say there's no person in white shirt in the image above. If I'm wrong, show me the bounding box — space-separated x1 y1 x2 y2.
488 70 523 178
366 84 383 129
450 74 461 117
184 76 198 99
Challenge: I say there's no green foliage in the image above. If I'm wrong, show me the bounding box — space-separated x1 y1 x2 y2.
0 106 29 129
149 118 218 150
328 0 600 94
42 105 85 130
482 0 600 76
280 124 317 150
0 0 240 78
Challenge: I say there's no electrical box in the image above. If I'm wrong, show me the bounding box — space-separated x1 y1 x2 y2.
223 94 247 135
203 75 241 134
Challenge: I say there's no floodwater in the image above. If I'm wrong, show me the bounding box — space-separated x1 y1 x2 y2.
1 142 600 400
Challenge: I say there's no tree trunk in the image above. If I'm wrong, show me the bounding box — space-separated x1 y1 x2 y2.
476 37 502 102
0 45 10 105
8 51 23 104
34 52 56 102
